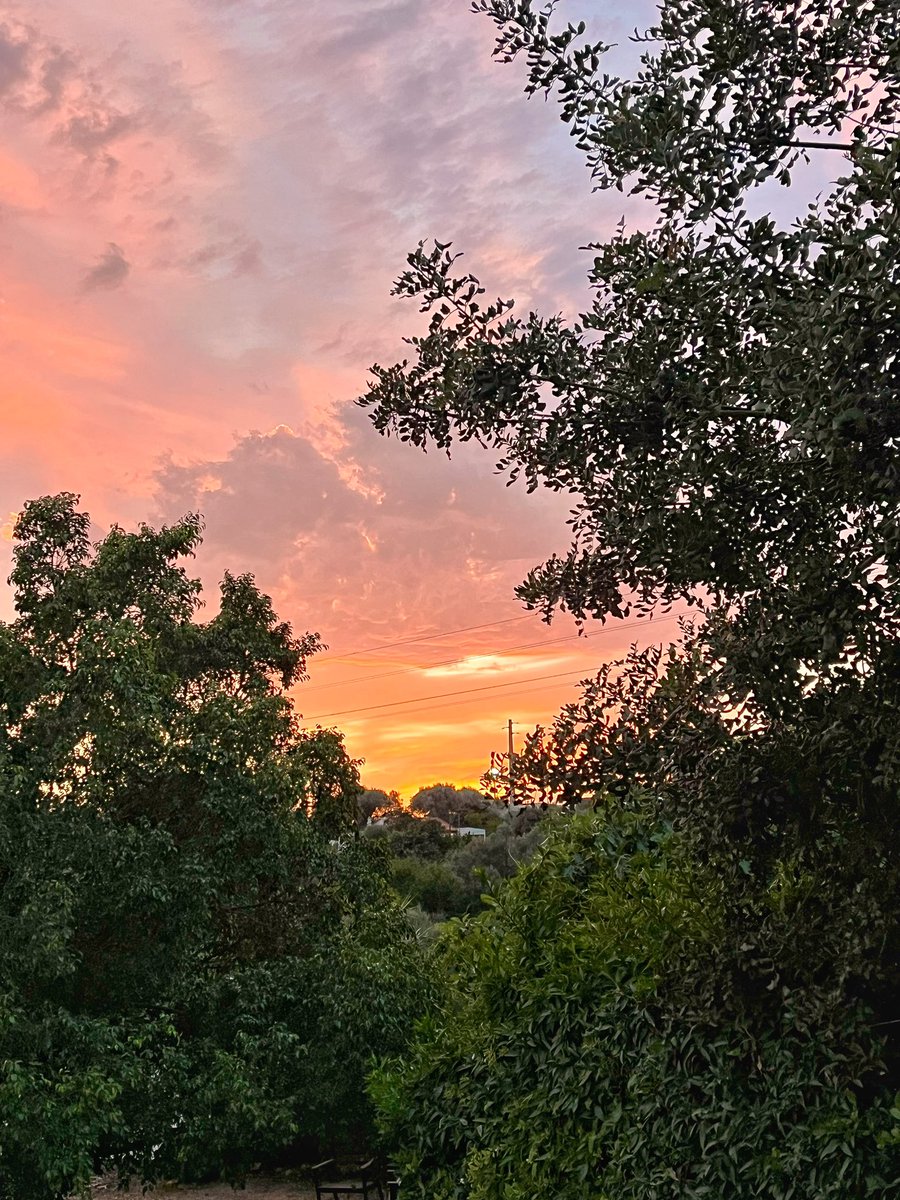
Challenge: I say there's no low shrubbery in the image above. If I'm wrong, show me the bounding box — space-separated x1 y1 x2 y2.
366 807 556 921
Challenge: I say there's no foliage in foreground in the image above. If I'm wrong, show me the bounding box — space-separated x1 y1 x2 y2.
372 812 900 1200
362 0 900 1194
0 495 431 1199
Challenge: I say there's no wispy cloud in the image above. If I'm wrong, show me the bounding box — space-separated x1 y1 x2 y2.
0 0 660 790
423 654 572 680
81 242 129 291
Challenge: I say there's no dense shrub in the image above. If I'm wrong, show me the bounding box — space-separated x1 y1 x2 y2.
372 812 900 1200
364 812 455 861
385 813 555 920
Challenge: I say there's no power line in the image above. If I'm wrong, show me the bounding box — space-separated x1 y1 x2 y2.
315 613 534 662
306 629 577 694
303 617 685 722
300 667 592 720
347 674 602 726
303 613 680 695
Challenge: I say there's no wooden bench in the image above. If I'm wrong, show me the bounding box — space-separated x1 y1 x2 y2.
311 1157 388 1200
385 1173 400 1200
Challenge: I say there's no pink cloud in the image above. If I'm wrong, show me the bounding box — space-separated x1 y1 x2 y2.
151 414 575 645
0 0 669 783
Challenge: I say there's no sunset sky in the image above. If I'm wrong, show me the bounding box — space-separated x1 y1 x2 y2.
0 0 687 796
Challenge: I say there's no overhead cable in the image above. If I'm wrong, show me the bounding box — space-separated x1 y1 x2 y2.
315 613 534 662
303 613 680 695
305 665 612 722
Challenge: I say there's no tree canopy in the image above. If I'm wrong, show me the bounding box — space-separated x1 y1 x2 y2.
361 0 900 696
0 495 430 1198
357 786 403 825
409 782 491 825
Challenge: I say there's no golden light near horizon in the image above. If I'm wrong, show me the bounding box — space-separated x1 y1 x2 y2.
294 609 685 797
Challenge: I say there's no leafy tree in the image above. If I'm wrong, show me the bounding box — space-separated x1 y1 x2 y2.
293 725 365 836
0 495 430 1198
410 782 491 826
361 0 900 693
372 813 900 1200
361 1 900 1194
364 811 453 862
357 787 402 825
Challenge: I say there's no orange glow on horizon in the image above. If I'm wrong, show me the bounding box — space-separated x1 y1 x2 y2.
294 612 684 799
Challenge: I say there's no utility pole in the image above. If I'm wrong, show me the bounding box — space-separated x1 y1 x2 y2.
507 718 515 804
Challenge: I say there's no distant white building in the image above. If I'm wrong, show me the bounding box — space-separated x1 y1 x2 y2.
453 826 486 839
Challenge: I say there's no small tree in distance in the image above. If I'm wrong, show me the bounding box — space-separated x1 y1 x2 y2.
357 786 403 825
410 781 492 826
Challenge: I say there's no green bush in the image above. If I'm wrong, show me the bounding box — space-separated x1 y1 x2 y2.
365 813 454 862
391 857 470 918
372 812 900 1200
388 814 555 920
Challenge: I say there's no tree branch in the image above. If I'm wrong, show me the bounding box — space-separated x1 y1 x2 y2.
790 139 856 152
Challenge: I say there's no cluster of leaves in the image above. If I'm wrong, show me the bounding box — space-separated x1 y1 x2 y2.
361 0 900 1194
475 0 899 218
0 495 431 1199
372 813 900 1200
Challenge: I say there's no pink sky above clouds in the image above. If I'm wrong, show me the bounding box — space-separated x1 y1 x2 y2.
0 0 685 796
